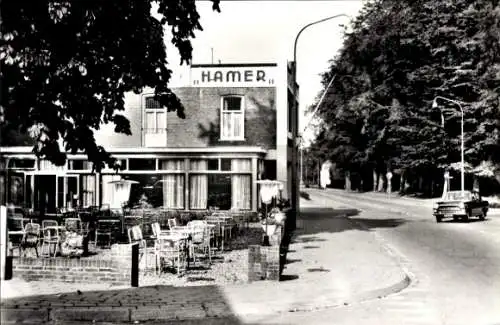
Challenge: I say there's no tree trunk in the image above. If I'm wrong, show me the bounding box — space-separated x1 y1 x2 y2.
305 163 308 186
373 170 377 192
399 170 405 194
418 176 424 193
317 160 321 187
404 173 411 193
345 171 351 192
377 174 384 192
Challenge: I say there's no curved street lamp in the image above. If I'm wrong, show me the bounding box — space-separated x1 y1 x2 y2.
293 14 350 186
432 96 465 194
293 14 350 77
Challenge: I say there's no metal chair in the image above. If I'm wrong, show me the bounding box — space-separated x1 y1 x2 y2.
230 208 247 234
157 234 188 276
187 220 211 264
151 222 171 238
42 219 58 230
93 220 116 248
167 218 178 230
21 223 41 257
128 225 157 273
208 213 234 250
205 216 223 253
7 213 25 256
41 226 60 257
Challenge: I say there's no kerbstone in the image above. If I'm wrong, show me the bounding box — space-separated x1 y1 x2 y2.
50 307 130 322
1 308 49 322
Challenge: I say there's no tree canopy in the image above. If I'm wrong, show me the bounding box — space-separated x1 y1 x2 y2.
311 0 500 178
1 0 220 171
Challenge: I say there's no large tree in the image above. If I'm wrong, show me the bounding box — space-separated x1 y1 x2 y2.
0 0 220 171
313 0 500 190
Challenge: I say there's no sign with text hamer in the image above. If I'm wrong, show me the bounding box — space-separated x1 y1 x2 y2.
191 66 276 87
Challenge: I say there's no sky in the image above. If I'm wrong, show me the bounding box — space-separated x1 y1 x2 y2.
165 0 365 143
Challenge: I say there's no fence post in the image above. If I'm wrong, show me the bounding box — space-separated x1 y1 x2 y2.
1 205 13 280
131 243 139 287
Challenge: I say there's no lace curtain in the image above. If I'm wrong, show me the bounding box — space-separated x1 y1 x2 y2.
190 160 208 209
81 175 96 207
231 159 251 209
161 160 184 209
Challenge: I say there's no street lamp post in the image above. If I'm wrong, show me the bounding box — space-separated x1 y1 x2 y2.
432 96 465 194
293 14 349 186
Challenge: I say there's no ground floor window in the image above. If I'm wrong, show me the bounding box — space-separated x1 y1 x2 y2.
189 173 251 210
8 174 24 206
34 175 56 213
81 175 96 208
231 174 251 209
208 174 232 210
102 174 185 209
190 174 208 209
57 176 78 209
3 156 259 211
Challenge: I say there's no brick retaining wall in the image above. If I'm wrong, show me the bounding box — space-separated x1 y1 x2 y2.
12 244 133 286
247 225 283 282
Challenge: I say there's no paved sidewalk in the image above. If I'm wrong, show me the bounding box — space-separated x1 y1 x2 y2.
1 195 409 324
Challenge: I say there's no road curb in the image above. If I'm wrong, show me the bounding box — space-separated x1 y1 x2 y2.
276 273 412 314
349 216 417 292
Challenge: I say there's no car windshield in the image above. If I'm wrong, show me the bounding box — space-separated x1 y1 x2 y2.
445 191 472 201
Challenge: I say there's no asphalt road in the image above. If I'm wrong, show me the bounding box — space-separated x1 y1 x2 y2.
264 189 500 325
60 189 500 325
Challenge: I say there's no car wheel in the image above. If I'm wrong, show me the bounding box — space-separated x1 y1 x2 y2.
436 216 443 223
453 216 459 221
462 213 469 222
479 210 486 221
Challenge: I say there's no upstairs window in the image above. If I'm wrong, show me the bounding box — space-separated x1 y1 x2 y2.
220 96 244 140
144 96 166 134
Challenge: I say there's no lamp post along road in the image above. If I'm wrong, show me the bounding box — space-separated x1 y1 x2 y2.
432 96 465 194
293 14 349 186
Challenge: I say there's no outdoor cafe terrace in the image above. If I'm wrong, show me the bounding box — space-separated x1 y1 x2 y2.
5 194 291 286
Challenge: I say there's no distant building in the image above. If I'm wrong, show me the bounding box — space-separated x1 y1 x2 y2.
0 62 300 215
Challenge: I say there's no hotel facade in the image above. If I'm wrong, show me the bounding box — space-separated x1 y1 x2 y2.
0 62 300 216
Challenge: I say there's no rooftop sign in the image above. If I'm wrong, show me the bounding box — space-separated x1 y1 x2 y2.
190 65 276 87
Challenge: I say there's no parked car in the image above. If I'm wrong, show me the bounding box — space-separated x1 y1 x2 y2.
433 190 489 223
